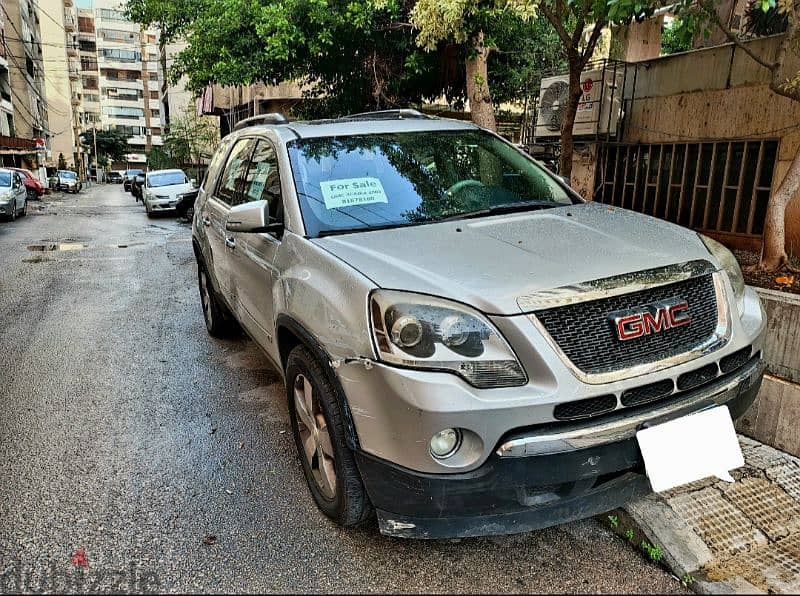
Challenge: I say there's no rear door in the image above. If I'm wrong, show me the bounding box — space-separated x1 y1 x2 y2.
228 138 286 349
201 137 256 304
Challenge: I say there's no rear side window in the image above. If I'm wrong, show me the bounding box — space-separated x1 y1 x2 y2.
202 136 234 194
215 138 255 204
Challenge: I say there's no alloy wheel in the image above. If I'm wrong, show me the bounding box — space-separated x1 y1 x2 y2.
293 373 337 499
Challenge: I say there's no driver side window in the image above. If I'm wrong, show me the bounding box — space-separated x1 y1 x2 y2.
238 140 283 224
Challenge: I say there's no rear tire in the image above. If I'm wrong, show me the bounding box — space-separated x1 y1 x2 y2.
286 345 373 527
197 263 239 337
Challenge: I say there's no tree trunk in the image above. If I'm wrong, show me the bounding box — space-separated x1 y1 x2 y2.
760 146 800 270
465 31 497 132
558 60 583 182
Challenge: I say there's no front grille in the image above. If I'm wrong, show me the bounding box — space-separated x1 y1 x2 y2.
554 394 617 421
535 274 718 375
720 346 753 374
621 379 675 407
677 363 719 390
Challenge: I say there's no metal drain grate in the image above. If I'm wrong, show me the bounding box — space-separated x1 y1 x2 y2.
705 534 800 593
669 487 768 557
722 477 800 540
767 462 800 503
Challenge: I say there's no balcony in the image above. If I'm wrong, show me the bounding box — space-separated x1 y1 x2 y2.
67 43 79 57
0 134 36 151
64 0 73 6
69 59 80 79
72 93 81 106
64 13 77 32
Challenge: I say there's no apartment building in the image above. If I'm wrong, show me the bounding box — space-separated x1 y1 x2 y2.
75 1 163 169
0 0 49 169
40 0 85 172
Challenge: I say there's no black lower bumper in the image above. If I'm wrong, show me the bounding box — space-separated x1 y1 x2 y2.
356 362 763 539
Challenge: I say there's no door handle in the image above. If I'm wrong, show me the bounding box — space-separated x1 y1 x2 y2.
225 236 236 249
202 216 211 227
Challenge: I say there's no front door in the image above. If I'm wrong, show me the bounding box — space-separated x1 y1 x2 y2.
202 137 256 304
228 139 286 349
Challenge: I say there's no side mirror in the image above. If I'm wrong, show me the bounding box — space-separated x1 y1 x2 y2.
190 178 196 187
226 200 284 235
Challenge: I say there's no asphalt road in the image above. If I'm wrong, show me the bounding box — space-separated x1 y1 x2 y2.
0 184 687 593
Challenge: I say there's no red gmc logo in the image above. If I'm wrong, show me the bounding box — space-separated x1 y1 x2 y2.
610 299 692 341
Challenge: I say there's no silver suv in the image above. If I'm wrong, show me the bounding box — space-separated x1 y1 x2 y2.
192 110 766 538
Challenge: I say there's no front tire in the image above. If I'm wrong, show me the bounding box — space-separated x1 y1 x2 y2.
197 264 238 337
26 189 36 202
286 345 373 527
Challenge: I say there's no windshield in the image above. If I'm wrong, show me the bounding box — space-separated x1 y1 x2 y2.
287 130 574 237
59 171 77 179
148 172 187 187
126 169 143 177
0 172 11 187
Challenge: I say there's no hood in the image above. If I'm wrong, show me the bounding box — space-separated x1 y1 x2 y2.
148 183 193 199
312 202 713 315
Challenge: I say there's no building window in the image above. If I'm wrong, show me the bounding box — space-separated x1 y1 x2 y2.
102 106 144 119
83 94 99 102
99 28 137 42
99 48 141 62
79 40 96 52
80 58 98 71
149 90 159 99
97 8 128 22
82 76 98 89
78 17 94 33
126 72 139 81
595 140 779 237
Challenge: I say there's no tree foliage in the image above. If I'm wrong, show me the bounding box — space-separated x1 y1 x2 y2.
163 107 219 168
661 17 693 54
80 128 130 162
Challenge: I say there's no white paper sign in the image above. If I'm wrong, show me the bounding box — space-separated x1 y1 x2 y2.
636 405 744 493
320 177 388 209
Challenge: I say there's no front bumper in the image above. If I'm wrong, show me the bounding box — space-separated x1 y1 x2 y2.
147 198 178 211
360 357 764 538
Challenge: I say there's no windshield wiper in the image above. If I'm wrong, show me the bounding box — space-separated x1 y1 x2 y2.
436 200 562 222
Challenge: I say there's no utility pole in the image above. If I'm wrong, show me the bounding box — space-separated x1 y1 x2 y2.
92 127 99 183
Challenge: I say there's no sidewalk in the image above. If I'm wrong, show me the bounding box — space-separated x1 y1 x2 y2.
622 435 800 593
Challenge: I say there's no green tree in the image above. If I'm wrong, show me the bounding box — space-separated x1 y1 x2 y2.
146 146 175 170
661 17 693 54
80 128 130 164
673 0 799 270
129 0 450 117
163 107 219 171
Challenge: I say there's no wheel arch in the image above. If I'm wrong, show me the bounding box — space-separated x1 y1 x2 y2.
276 314 361 450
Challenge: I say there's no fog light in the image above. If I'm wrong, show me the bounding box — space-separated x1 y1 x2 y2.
429 428 461 459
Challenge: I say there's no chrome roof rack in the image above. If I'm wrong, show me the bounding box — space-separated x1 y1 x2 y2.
343 109 432 121
233 113 289 130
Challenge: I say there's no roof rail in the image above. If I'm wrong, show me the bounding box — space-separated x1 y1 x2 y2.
233 113 289 131
344 109 432 121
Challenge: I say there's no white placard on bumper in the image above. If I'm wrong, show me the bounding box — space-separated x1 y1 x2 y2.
636 405 744 493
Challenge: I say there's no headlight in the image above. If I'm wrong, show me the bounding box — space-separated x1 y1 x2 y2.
699 234 745 312
369 290 527 388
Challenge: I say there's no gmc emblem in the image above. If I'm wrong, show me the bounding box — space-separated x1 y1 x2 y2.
610 299 692 341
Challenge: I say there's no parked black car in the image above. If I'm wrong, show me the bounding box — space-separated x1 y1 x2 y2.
108 171 123 184
175 188 198 221
123 169 144 192
131 174 146 201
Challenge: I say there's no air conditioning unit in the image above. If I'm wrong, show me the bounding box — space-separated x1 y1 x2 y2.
534 69 624 138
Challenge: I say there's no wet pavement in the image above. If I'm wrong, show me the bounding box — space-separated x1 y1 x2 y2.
0 184 687 593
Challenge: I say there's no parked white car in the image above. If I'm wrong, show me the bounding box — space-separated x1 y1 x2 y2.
142 169 194 217
0 168 28 221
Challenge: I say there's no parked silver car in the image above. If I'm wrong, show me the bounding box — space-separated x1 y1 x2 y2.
192 110 766 538
142 169 194 217
0 168 28 221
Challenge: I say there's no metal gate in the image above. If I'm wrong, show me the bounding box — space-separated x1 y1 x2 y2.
594 140 779 240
